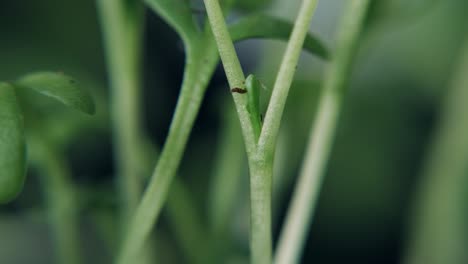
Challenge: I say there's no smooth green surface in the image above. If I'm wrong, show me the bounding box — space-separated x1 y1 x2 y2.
404 38 468 264
234 0 273 11
367 0 439 26
16 72 95 115
0 83 26 203
245 74 262 141
229 14 329 59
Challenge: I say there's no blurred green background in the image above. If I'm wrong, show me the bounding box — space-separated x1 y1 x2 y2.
1 0 467 263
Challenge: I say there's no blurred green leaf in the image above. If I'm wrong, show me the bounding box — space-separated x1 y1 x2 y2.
145 0 198 43
366 0 439 26
0 83 27 203
233 0 273 12
229 15 329 59
15 72 95 115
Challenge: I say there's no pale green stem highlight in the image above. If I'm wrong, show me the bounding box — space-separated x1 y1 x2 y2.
274 1 371 263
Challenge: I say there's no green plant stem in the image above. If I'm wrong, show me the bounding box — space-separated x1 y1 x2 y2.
202 0 256 154
274 1 370 263
29 135 81 264
97 0 145 225
142 141 210 264
403 38 468 264
202 1 272 263
274 90 339 264
247 157 273 264
117 38 219 263
258 0 319 155
203 1 322 263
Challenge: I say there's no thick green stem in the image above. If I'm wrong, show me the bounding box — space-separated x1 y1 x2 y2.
248 156 273 264
274 1 370 263
97 0 145 225
117 39 219 263
403 38 468 264
30 136 81 264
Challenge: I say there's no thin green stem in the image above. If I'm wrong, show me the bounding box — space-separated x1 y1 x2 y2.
274 90 340 264
258 0 319 155
29 135 81 264
403 38 468 264
117 38 219 263
203 0 257 154
97 0 145 225
274 1 370 263
202 1 274 262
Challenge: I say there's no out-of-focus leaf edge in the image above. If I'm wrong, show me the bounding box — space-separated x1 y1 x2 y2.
229 14 330 60
0 82 27 204
15 72 96 115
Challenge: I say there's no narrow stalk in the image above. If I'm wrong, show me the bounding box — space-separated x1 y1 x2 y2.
97 0 145 225
29 136 81 264
258 0 319 155
403 38 468 264
274 90 340 264
203 0 257 154
117 40 219 263
274 1 371 263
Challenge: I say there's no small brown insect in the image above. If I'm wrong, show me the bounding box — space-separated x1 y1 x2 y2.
231 87 247 94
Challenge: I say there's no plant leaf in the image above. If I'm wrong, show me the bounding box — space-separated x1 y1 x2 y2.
15 72 95 115
229 14 329 59
0 83 27 203
145 0 198 44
